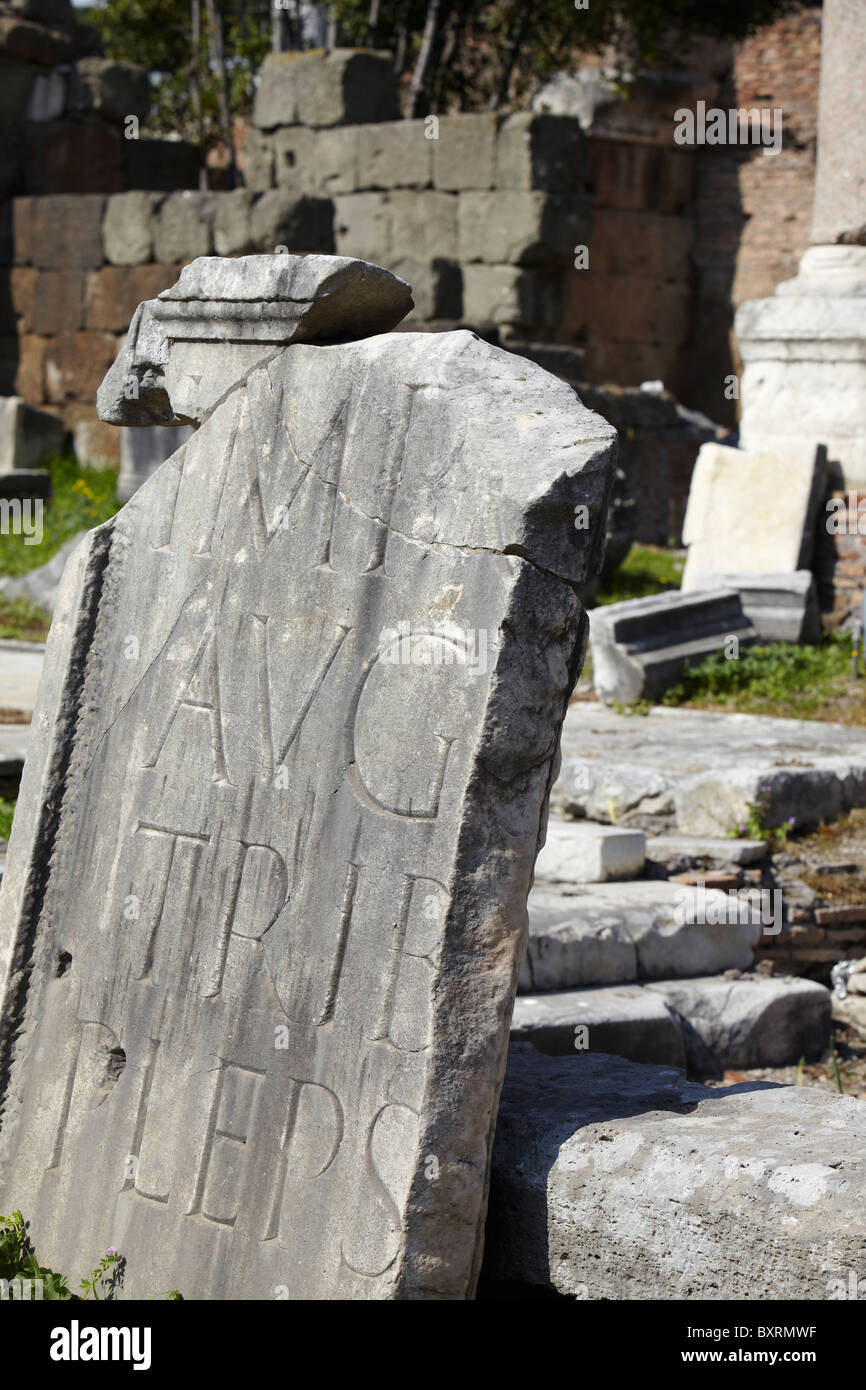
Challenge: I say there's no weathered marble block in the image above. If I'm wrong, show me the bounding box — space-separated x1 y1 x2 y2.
0 328 615 1300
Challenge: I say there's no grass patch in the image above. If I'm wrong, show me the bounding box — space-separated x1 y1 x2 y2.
661 633 866 723
0 799 15 842
596 544 684 606
0 454 120 579
0 596 51 643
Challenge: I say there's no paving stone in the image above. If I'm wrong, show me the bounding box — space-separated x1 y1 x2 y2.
645 834 768 870
521 881 760 992
486 1046 866 1299
534 819 645 884
511 988 686 1067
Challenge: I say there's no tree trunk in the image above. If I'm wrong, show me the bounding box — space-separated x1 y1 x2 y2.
408 0 442 117
489 2 529 112
190 0 206 187
366 0 381 48
204 0 237 187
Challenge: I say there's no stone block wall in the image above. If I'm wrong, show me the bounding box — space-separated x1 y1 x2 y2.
0 189 336 463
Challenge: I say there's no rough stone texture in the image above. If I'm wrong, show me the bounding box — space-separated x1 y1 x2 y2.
681 441 826 588
432 115 497 192
687 570 821 644
30 194 104 270
645 834 768 871
153 192 216 265
31 269 84 336
98 254 414 427
103 192 162 267
588 589 756 705
248 191 335 255
533 820 645 884
357 122 432 190
84 265 179 333
551 701 866 835
486 1046 866 1299
253 49 400 130
0 327 615 1300
516 971 831 1071
736 246 866 488
645 974 831 1069
461 264 563 339
333 192 392 266
118 424 194 502
521 881 761 992
212 190 257 257
495 113 587 191
0 394 67 471
512 989 686 1067
811 0 866 244
457 192 589 268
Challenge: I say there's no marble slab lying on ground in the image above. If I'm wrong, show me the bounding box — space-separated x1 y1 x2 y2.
0 534 87 615
681 441 826 592
521 881 761 991
0 640 45 722
552 701 866 835
0 323 615 1300
687 570 820 644
588 589 755 704
485 1046 866 1299
533 820 644 883
512 972 829 1071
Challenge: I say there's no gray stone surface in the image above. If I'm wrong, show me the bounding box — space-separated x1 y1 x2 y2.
102 192 161 267
153 191 217 265
248 190 335 254
512 988 686 1067
645 974 831 1069
118 425 194 502
0 532 85 614
521 881 761 992
0 724 29 799
687 570 820 644
97 254 414 428
811 0 866 244
552 701 866 834
0 326 615 1300
357 121 431 190
588 589 756 705
495 113 587 191
253 50 400 130
212 189 256 257
432 115 497 192
457 191 588 267
486 1046 866 1298
534 819 645 884
0 396 67 472
645 833 768 871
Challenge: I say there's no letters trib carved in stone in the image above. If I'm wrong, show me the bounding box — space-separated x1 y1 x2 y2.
0 330 614 1298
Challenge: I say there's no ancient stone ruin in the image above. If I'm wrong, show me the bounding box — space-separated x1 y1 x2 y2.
0 254 615 1299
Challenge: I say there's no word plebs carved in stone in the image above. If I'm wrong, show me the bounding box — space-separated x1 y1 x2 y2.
0 311 614 1299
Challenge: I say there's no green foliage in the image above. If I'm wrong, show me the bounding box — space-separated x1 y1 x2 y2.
597 544 684 605
0 597 51 643
0 799 15 842
79 0 270 142
0 454 120 580
0 1211 182 1301
662 635 855 720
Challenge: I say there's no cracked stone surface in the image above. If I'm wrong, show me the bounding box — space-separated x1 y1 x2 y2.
0 328 615 1300
485 1045 866 1299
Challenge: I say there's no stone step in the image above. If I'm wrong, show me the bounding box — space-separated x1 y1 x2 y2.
687 569 820 644
485 1046 866 1300
644 832 767 872
511 972 830 1072
522 881 761 992
551 700 866 835
534 819 645 884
